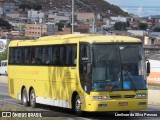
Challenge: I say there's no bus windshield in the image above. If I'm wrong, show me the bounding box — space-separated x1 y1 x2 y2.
91 44 147 91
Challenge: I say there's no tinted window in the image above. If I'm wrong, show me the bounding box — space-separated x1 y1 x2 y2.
8 44 77 66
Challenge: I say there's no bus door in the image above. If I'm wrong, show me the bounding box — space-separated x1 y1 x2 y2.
79 43 92 94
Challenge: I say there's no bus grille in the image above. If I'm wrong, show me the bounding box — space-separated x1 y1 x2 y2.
124 95 135 98
110 95 135 99
110 95 121 99
10 79 14 95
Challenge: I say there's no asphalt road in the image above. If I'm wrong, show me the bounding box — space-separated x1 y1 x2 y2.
0 83 160 120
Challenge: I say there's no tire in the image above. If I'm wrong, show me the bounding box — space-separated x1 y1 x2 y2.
22 88 28 107
29 89 37 108
74 95 82 116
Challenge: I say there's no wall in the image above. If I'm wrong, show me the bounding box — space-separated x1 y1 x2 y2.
147 59 160 84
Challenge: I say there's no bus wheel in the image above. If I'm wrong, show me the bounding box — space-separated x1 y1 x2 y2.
22 88 28 107
29 89 37 108
74 95 82 116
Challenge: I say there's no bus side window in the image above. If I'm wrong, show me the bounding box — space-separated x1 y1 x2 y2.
9 48 15 64
59 46 65 65
71 45 77 65
65 45 77 66
24 47 31 64
30 47 35 65
52 46 59 65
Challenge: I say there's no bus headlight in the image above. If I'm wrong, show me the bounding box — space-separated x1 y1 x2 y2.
93 96 110 100
135 93 147 99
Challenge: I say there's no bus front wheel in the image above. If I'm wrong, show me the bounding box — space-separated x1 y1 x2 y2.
22 88 28 107
74 94 82 116
29 89 37 108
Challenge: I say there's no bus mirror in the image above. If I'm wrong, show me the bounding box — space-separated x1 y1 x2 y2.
146 60 150 76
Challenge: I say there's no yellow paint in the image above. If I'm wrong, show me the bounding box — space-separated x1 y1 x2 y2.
8 34 147 112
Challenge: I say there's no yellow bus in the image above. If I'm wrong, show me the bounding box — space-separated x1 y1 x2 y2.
8 34 150 115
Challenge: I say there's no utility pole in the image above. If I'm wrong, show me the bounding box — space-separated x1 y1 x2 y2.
75 0 95 34
72 0 74 34
72 0 95 34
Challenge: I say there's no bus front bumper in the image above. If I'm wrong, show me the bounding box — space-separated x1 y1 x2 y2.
82 99 147 112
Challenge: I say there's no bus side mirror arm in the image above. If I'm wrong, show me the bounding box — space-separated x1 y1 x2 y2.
146 60 150 76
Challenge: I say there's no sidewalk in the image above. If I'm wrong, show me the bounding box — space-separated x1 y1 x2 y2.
148 89 160 106
0 76 8 84
0 76 160 107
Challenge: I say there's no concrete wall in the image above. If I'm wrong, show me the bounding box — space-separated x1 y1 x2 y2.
147 59 160 84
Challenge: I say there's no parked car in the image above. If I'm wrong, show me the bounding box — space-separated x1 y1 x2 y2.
0 60 7 75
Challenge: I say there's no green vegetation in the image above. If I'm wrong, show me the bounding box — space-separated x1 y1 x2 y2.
0 18 13 30
139 23 148 30
0 49 7 62
154 27 160 32
148 83 160 87
114 22 127 30
56 23 64 31
19 3 42 11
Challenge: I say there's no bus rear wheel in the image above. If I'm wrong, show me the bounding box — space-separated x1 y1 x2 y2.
74 94 82 116
29 89 37 108
22 88 28 107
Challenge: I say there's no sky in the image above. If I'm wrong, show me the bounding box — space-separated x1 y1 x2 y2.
106 0 160 17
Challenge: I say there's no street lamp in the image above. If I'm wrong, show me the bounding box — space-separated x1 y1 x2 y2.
72 0 95 34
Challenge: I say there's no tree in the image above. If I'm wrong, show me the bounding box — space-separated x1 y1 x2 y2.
139 23 148 30
19 3 42 11
154 28 160 32
66 23 71 28
0 49 7 62
19 4 31 11
32 4 42 11
126 21 130 27
0 18 13 29
56 23 64 31
114 22 127 31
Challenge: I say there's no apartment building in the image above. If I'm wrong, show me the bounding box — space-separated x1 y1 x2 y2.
25 24 58 38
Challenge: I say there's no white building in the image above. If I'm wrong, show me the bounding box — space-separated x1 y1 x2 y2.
127 30 145 37
28 9 45 19
0 39 8 53
6 13 20 18
110 16 128 23
48 13 70 21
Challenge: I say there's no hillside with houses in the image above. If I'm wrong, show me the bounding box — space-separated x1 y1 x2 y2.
0 0 160 48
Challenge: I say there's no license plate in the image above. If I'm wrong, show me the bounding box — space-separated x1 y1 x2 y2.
119 102 128 106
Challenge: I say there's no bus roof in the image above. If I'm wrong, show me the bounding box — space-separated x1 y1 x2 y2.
9 34 142 47
1 60 7 62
